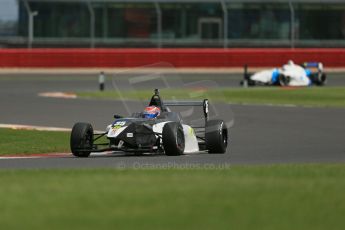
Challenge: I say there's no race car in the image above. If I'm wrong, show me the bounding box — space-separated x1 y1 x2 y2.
241 61 327 87
70 89 228 157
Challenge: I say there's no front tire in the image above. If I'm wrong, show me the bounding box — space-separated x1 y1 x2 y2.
70 122 94 157
205 120 228 154
162 122 185 156
278 74 290 86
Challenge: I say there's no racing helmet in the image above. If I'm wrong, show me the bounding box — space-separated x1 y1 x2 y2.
143 106 161 119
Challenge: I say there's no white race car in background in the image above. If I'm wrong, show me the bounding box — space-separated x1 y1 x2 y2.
241 61 327 87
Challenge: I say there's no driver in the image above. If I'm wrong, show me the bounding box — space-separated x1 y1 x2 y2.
281 60 296 71
143 106 161 119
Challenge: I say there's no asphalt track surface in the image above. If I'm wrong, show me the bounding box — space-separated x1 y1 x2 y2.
0 72 344 169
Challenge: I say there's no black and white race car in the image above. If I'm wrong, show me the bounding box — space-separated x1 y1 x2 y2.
241 61 327 87
70 89 228 157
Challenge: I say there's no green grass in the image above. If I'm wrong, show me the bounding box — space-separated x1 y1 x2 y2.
1 164 345 230
0 128 70 155
77 87 345 108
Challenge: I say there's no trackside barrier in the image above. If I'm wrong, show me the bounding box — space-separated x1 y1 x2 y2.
0 48 345 68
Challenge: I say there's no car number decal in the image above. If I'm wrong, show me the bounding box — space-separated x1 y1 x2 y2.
112 121 126 131
114 121 126 126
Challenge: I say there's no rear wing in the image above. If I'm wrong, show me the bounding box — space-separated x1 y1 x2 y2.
165 99 209 122
150 89 209 122
302 62 324 72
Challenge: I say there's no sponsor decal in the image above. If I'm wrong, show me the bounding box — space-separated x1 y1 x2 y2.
112 121 126 131
113 121 126 126
189 127 195 136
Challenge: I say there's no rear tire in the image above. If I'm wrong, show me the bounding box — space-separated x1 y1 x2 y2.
316 73 327 86
309 73 327 86
70 122 93 157
162 122 185 156
205 120 228 154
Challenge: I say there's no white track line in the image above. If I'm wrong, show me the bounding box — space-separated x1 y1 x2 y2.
0 123 71 132
0 152 116 160
38 92 77 99
0 156 46 159
0 123 103 133
0 153 71 160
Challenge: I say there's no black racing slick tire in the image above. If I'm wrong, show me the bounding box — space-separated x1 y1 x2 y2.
70 122 94 157
162 122 185 156
278 74 290 86
309 73 327 86
205 120 228 154
316 73 327 86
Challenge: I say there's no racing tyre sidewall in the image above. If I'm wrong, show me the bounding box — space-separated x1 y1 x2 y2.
70 122 93 157
162 122 185 156
278 74 290 86
317 73 327 86
205 120 228 154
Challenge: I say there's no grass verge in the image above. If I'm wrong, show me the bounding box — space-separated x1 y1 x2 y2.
76 87 345 108
0 128 70 155
0 164 345 230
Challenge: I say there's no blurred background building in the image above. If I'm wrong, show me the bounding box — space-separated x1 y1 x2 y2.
0 0 345 48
